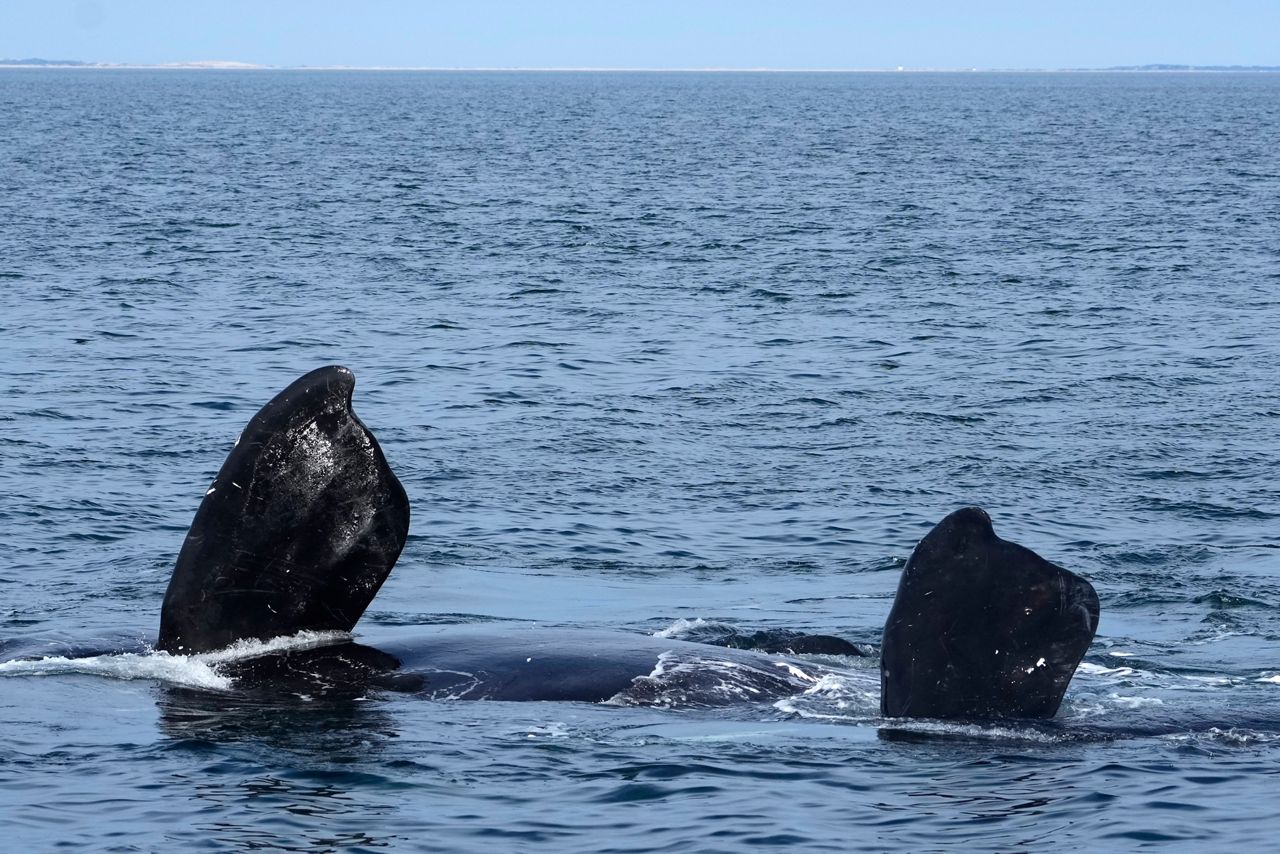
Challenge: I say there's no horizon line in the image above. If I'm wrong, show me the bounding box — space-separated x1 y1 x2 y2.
3 60 1280 73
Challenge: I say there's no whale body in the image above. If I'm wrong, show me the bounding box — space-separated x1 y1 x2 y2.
159 366 1098 717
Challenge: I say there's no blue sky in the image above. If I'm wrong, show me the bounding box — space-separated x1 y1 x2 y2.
2 0 1276 69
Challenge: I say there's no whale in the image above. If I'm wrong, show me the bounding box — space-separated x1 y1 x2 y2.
157 365 1099 717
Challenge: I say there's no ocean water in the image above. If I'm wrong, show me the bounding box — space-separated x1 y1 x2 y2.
1 69 1279 850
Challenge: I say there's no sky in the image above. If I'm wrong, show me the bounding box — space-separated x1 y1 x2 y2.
1 0 1277 70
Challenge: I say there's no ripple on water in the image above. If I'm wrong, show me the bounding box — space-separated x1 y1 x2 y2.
2 70 1280 851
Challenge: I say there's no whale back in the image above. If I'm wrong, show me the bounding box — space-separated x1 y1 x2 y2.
880 507 1099 719
157 366 410 654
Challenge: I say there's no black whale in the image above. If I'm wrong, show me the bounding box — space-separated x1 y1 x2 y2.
158 366 1098 717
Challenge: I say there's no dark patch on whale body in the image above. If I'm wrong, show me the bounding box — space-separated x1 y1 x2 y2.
158 366 410 654
880 507 1100 720
676 624 865 657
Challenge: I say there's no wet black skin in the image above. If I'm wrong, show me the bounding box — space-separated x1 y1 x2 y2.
158 366 409 654
880 507 1100 719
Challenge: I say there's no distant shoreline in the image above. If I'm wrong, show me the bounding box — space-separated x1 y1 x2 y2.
2 60 1279 73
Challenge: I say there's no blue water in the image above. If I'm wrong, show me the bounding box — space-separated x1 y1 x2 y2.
2 69 1279 850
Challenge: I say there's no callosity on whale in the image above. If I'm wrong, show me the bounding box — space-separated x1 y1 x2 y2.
880 507 1100 719
157 365 1100 718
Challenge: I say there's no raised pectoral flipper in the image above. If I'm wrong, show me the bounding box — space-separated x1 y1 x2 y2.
880 507 1099 720
158 366 410 654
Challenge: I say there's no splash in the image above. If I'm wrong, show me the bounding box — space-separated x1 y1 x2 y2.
194 629 353 664
0 650 232 690
774 672 881 721
0 630 354 691
652 617 716 639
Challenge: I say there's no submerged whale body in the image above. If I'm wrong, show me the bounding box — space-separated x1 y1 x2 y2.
159 366 1099 717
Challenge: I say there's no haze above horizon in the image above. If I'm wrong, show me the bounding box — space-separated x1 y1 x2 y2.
2 0 1276 71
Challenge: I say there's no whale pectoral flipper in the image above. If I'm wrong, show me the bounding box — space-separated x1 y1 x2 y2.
157 366 410 654
880 507 1100 720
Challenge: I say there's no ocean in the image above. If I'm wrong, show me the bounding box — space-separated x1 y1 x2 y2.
1 69 1278 850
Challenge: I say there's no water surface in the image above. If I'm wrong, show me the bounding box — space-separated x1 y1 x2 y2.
2 70 1279 850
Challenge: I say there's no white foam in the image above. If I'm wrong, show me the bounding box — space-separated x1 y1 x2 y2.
646 649 678 676
1162 727 1280 746
772 660 821 683
0 630 353 691
652 617 711 638
1077 662 1136 677
773 672 880 720
608 649 820 708
1179 674 1234 686
0 651 232 690
891 720 1063 743
772 700 852 722
193 629 352 664
1107 693 1165 709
